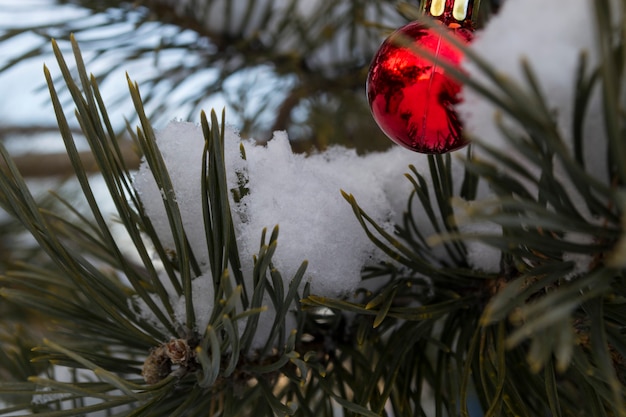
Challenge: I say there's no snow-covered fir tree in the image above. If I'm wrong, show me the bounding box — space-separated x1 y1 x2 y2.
0 0 624 416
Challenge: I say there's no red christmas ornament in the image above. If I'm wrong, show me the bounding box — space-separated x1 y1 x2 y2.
366 0 475 154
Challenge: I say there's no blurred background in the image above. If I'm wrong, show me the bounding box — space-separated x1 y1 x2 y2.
0 0 406 161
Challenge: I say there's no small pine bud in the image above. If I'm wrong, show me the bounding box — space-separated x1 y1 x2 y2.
165 338 194 367
142 338 198 384
142 345 171 385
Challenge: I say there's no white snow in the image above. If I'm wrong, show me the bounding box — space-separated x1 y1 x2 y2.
459 0 610 183
461 0 596 138
132 121 411 289
132 120 427 344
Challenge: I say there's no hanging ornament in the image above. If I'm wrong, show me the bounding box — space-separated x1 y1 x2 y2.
366 0 475 154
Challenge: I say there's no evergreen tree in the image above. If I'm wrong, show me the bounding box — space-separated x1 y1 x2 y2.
0 1 624 416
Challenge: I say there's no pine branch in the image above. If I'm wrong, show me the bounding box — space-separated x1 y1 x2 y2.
0 2 624 417
303 3 626 416
0 36 363 417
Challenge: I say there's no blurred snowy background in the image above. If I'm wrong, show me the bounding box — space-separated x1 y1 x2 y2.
0 0 407 163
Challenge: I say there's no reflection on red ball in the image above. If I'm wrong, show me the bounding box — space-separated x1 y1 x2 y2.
366 21 473 154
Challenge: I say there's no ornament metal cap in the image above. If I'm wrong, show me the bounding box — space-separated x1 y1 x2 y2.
424 0 476 28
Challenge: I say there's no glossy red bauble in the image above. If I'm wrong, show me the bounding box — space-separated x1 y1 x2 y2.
366 21 473 154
